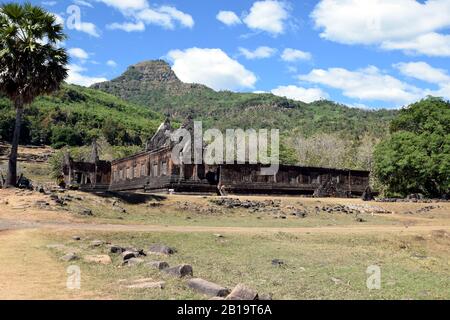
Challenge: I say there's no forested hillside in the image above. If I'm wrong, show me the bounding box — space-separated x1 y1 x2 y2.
93 60 397 169
0 84 163 149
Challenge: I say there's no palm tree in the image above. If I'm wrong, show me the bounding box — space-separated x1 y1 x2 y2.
0 2 68 187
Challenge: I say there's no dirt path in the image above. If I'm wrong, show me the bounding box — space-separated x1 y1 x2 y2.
0 229 97 300
1 218 447 235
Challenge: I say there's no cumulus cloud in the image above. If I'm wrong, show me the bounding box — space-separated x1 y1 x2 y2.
238 46 277 59
394 61 450 84
67 64 108 87
101 0 194 32
51 12 99 37
298 66 425 104
271 85 328 103
74 21 100 37
281 48 312 62
108 21 145 32
312 0 450 56
167 48 257 91
382 33 450 57
97 0 148 12
106 60 118 67
243 0 290 35
68 48 89 60
74 0 93 8
216 11 242 26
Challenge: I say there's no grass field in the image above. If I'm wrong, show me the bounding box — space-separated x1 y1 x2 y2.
43 228 450 300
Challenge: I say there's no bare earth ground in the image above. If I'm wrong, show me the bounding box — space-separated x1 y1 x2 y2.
0 188 449 300
0 145 449 300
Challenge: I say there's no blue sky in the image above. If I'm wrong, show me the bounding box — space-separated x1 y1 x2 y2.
24 0 450 109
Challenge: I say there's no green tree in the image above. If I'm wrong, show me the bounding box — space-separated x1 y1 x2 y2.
0 2 68 187
374 97 450 197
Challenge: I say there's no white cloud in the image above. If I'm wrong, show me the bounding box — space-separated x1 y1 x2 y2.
394 61 450 84
100 0 194 32
382 33 450 57
298 66 425 104
281 48 312 62
272 85 328 103
312 0 450 57
238 46 277 59
73 21 100 37
97 0 148 12
167 48 257 91
68 48 89 60
74 0 93 8
67 64 108 87
108 21 145 32
243 0 289 35
107 60 118 67
136 6 194 29
42 1 57 6
217 11 242 26
158 6 194 29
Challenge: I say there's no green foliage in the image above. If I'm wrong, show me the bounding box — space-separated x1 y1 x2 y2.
93 61 397 141
374 97 450 197
0 2 68 104
0 84 163 148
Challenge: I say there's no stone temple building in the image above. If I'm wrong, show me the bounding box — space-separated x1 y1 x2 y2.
62 119 371 197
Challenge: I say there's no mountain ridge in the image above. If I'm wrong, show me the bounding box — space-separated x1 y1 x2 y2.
92 60 397 139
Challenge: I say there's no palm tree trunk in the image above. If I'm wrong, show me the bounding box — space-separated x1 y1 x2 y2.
6 100 24 187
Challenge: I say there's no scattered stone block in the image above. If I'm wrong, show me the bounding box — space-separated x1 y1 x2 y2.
123 258 145 267
122 250 139 261
79 208 93 216
271 259 285 267
110 245 125 254
90 240 104 247
84 255 112 265
146 261 170 270
72 236 81 241
126 281 165 289
163 264 193 278
148 244 176 255
61 253 78 262
226 284 258 300
187 278 230 297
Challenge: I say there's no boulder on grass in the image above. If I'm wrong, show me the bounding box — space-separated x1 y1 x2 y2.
146 261 170 270
163 264 193 278
226 284 258 300
123 258 145 267
148 244 176 255
187 278 230 297
90 240 104 247
122 250 139 261
126 281 165 289
110 245 125 254
61 253 78 262
83 255 112 265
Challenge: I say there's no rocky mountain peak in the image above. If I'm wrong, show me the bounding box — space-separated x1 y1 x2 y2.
126 60 181 84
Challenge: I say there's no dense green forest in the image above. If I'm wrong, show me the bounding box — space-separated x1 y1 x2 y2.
374 97 450 197
0 84 163 149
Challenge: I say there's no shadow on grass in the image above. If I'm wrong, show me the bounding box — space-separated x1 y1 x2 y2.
82 190 167 204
